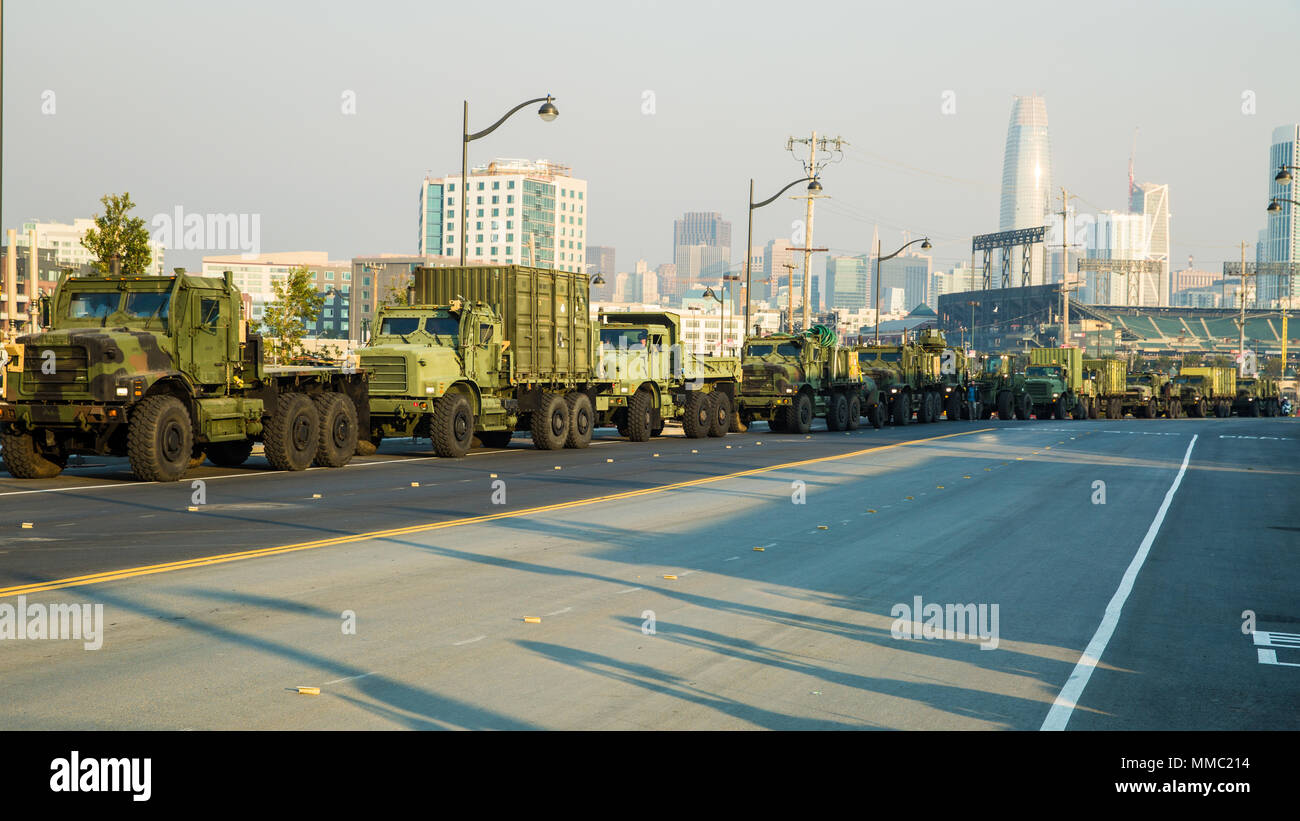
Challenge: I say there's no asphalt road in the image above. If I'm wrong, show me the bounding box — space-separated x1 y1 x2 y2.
1 416 1296 729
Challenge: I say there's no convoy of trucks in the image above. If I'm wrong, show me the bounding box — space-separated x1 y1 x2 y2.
0 263 1292 482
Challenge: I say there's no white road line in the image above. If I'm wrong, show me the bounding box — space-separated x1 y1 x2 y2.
1041 433 1198 731
615 587 642 594
452 636 486 646
722 556 740 562
322 671 377 686
544 606 572 616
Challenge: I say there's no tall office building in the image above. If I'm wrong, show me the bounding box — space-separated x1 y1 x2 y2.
825 255 872 311
674 244 729 285
672 212 731 286
999 95 1054 232
420 158 588 272
673 212 731 250
585 245 616 301
656 263 679 303
877 251 932 313
1130 182 1171 305
1264 124 1300 305
762 238 796 304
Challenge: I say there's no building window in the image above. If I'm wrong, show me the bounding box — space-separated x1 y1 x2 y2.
476 234 484 242
477 209 483 217
491 195 499 204
343 272 351 280
508 180 515 189
492 181 500 190
477 182 484 191
506 234 514 242
492 208 499 217
507 220 514 229
476 247 482 255
476 221 483 230
507 195 514 204
449 183 455 192
491 247 498 255
578 191 583 200
326 271 335 280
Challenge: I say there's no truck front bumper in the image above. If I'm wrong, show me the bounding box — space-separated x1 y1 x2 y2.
0 401 127 428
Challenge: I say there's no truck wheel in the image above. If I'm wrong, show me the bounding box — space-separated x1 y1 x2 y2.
768 408 788 433
624 391 652 442
430 393 474 458
708 392 731 438
1089 399 1100 419
1053 399 1067 420
891 394 910 426
206 439 255 467
127 394 194 482
682 391 710 439
356 434 383 456
264 392 320 471
0 431 67 479
564 392 594 448
871 401 886 429
530 392 569 450
826 392 848 431
997 391 1013 420
791 393 813 434
846 395 861 430
1072 399 1087 420
314 393 358 467
475 430 514 448
1016 394 1032 420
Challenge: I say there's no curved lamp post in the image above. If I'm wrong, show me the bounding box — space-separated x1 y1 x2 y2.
461 95 559 266
873 237 932 344
1267 198 1300 213
743 176 820 337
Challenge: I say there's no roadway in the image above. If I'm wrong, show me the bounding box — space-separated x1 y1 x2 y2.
0 415 1296 729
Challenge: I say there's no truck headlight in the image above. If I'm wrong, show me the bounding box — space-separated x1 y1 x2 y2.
1052 393 1059 398
116 387 129 397
425 387 436 394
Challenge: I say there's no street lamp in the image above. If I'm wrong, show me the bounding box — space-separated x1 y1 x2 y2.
1274 165 1300 184
743 175 820 338
1267 198 1300 213
702 285 725 356
460 95 559 266
873 237 932 344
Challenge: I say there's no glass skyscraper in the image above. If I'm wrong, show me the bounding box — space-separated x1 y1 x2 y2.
999 95 1054 232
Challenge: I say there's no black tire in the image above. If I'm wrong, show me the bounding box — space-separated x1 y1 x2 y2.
530 392 569 450
205 439 254 467
826 392 849 431
564 392 594 448
871 401 886 429
980 402 994 420
625 390 653 442
997 390 1013 420
356 434 382 456
431 393 474 458
475 430 514 448
1016 393 1032 420
264 392 319 472
682 391 710 438
314 393 357 467
708 392 731 438
768 407 788 433
846 395 861 430
1072 399 1087 420
1089 399 1100 419
791 393 813 434
891 394 910 426
127 394 194 482
0 431 67 479
1053 399 1067 420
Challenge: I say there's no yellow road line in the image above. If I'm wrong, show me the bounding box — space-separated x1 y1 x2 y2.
2 428 992 598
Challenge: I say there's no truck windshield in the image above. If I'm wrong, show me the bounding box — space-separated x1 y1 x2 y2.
600 328 649 348
1026 366 1061 377
984 358 1004 373
67 292 120 318
123 292 170 324
862 352 901 363
748 343 800 357
426 316 460 336
1128 376 1151 385
380 317 421 335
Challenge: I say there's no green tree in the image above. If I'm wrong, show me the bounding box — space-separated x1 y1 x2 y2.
80 192 153 274
1184 351 1203 367
1264 356 1284 378
380 274 414 307
260 266 324 363
1211 354 1233 368
1156 355 1173 373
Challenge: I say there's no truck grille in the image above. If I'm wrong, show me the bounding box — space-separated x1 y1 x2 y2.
1026 382 1054 402
361 355 408 393
23 344 89 386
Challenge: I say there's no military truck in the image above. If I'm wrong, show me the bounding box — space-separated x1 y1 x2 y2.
1024 347 1091 419
929 333 974 421
856 333 951 425
736 327 864 433
0 269 368 481
1083 358 1128 419
1122 371 1180 418
1233 376 1283 417
972 353 1032 420
1174 366 1235 417
359 265 602 458
594 310 739 439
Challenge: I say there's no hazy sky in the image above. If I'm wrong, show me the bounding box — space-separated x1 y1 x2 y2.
5 0 1297 277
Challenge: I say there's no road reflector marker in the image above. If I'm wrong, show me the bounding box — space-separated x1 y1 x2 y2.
490 474 497 478
725 445 732 449
410 482 420 487
554 466 561 470
653 453 659 457
756 441 762 445
936 485 944 489
817 525 828 530
752 547 765 552
985 467 992 471
691 449 698 453
296 687 320 696
1016 457 1024 460
663 574 678 580
606 458 614 463
523 617 542 624
867 509 877 514
963 475 971 479
312 493 322 499
1044 446 1051 450
21 522 33 529
904 496 914 501
187 506 198 512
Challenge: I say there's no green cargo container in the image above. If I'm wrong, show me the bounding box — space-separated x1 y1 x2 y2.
1083 358 1127 396
1029 347 1083 392
1179 366 1236 398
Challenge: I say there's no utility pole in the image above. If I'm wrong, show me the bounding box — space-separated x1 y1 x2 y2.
1236 241 1250 376
1058 187 1079 347
782 261 798 332
787 132 845 331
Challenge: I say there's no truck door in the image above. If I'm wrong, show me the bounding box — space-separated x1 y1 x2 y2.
191 293 229 385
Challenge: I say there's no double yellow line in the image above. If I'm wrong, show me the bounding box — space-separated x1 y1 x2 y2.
1 428 991 598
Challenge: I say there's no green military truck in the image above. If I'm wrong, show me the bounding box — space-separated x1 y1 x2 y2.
1175 366 1235 417
972 353 1032 420
1083 357 1127 419
359 265 603 458
1122 371 1180 418
594 310 739 439
736 327 864 434
1024 347 1091 419
931 334 974 421
0 269 368 481
1233 376 1283 417
856 334 949 425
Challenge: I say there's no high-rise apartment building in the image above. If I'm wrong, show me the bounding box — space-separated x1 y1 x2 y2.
419 158 588 273
825 255 872 311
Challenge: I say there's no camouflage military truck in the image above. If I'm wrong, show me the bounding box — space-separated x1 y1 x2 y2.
1083 357 1128 418
736 327 864 433
359 265 600 458
1233 376 1283 417
1024 347 1091 419
972 353 1032 420
856 333 951 425
928 332 975 421
1122 371 1179 418
0 269 368 481
594 310 739 439
1174 366 1235 417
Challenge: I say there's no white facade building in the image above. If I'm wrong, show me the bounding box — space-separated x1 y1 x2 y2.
17 218 165 274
